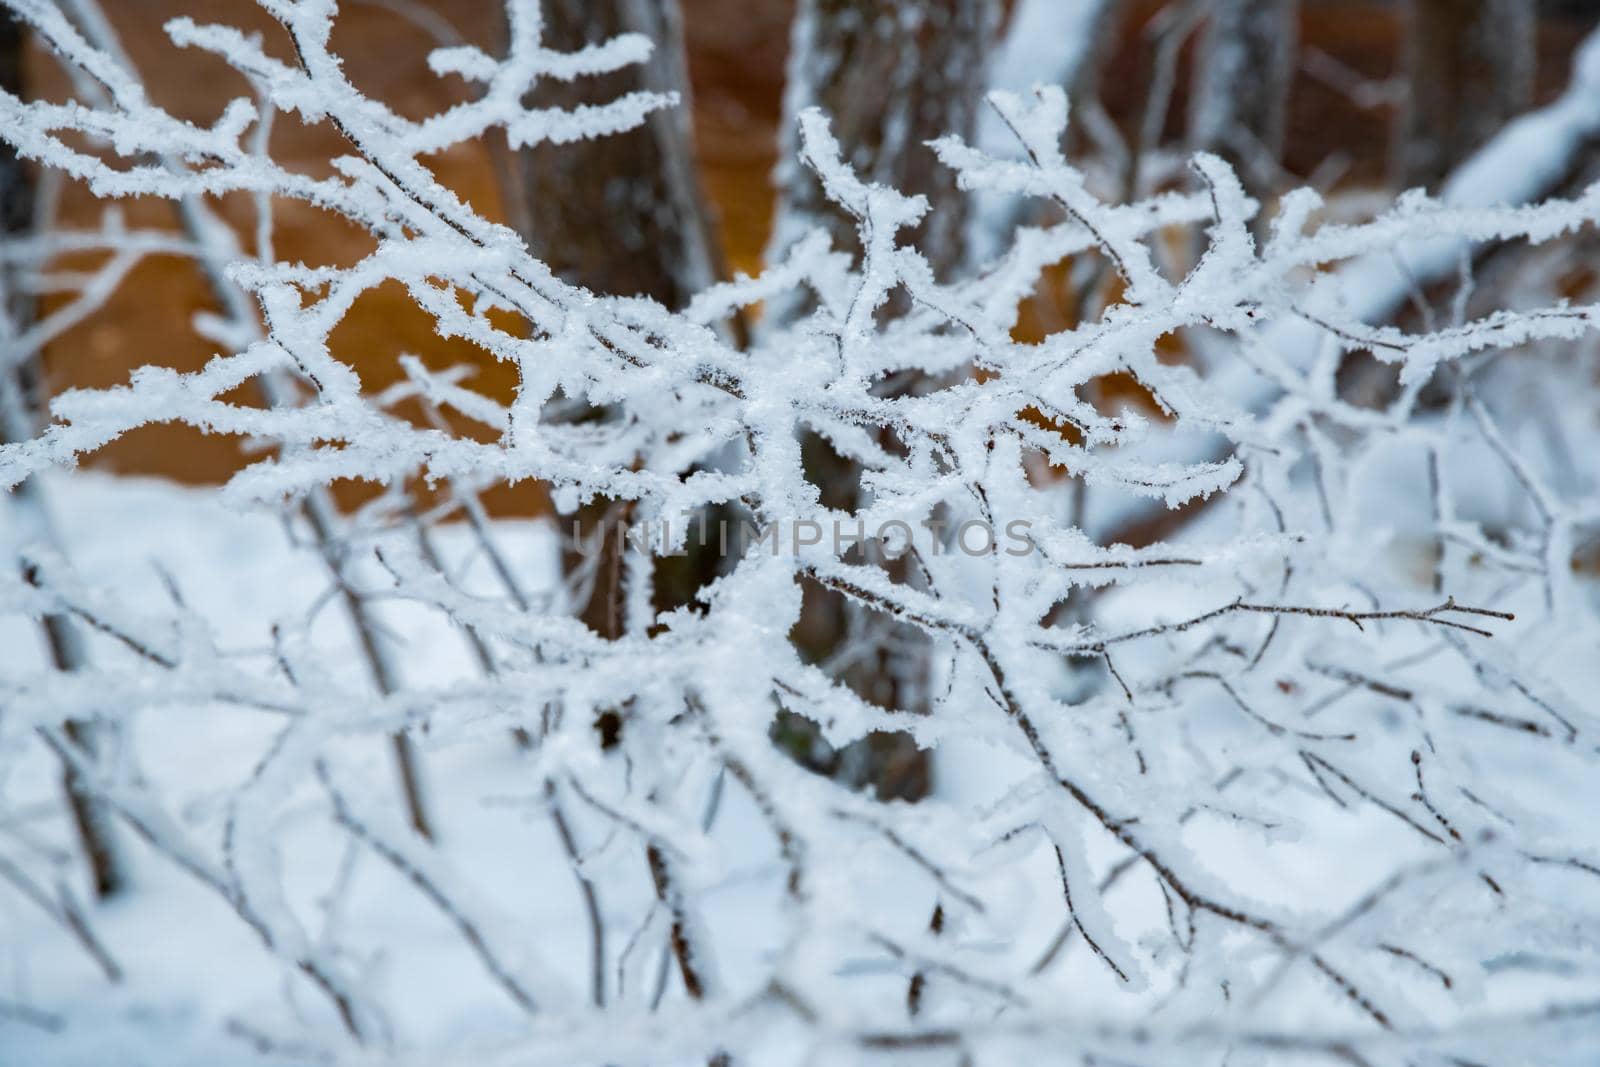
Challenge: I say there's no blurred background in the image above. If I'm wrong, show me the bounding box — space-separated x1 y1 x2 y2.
6 0 1598 496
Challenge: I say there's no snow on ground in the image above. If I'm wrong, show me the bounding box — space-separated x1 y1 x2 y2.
0 472 778 1064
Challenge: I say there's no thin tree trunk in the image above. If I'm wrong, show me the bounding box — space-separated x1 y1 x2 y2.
0 10 126 898
505 1 733 643
1341 0 1534 406
1063 0 1125 165
513 0 722 310
771 0 998 282
772 0 998 801
1393 0 1534 189
1187 0 1298 196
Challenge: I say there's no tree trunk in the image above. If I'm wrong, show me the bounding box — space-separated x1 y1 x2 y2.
1 12 30 324
771 0 999 281
512 0 722 310
1394 0 1534 189
505 4 728 706
771 0 998 801
1187 0 1298 196
510 0 728 632
1335 0 1535 407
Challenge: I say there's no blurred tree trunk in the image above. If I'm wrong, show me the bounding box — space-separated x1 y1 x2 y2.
1393 0 1534 189
1061 0 1123 165
1187 0 1298 197
771 0 999 282
503 1 734 646
1 14 31 326
511 0 723 310
771 0 999 801
0 11 126 899
1343 1 1545 410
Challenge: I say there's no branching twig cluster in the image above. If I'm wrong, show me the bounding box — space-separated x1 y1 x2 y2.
0 3 1598 1065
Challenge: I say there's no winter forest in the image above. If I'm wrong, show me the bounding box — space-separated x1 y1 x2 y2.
2 0 1600 1063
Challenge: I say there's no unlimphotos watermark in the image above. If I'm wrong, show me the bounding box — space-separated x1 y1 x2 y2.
569 517 1037 559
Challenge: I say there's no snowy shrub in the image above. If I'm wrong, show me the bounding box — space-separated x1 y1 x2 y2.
2 1 1600 1064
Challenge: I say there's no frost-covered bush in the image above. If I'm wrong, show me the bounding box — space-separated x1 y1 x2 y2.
2 2 1600 1064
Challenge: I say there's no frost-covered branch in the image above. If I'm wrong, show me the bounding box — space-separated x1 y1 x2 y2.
1 3 1598 1064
